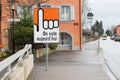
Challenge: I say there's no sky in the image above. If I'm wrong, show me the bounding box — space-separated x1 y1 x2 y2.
88 0 120 31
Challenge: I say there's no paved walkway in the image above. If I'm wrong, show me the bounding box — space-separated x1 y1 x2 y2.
28 41 110 80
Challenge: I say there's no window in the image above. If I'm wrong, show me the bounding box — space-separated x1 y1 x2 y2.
17 5 32 18
59 33 71 45
61 6 71 20
60 5 75 21
41 4 52 8
31 4 52 17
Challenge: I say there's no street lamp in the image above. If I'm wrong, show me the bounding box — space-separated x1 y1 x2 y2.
87 11 94 28
87 12 94 19
87 11 94 40
11 0 15 54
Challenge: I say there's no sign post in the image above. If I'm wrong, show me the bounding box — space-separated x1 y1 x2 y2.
34 8 59 71
46 43 48 71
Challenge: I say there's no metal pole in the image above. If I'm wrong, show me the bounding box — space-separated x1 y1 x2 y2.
11 0 15 54
0 1 2 44
45 43 48 71
90 19 92 31
98 39 100 53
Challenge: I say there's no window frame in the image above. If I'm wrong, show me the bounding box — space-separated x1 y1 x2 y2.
60 4 75 22
59 33 72 46
16 5 32 18
41 4 52 8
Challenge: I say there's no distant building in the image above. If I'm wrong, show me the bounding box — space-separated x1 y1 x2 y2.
116 25 120 36
0 0 82 50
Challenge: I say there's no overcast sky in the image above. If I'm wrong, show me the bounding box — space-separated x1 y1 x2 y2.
88 0 120 31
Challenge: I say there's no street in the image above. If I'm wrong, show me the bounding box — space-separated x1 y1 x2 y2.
100 37 120 80
28 41 110 80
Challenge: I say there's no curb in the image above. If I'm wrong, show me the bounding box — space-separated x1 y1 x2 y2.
99 48 117 80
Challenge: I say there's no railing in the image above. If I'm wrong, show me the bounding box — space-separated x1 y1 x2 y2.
0 44 32 80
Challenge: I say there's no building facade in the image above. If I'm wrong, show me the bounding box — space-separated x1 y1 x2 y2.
116 25 120 36
0 0 82 50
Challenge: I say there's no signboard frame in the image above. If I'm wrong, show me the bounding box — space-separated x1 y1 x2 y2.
34 8 59 43
34 8 59 71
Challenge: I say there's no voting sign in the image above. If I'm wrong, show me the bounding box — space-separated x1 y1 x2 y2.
34 8 59 43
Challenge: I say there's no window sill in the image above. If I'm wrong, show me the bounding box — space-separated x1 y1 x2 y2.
60 20 74 22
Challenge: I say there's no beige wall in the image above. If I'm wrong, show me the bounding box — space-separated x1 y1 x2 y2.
10 54 34 80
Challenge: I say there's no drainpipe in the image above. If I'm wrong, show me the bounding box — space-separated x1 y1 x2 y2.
0 0 2 44
79 0 82 51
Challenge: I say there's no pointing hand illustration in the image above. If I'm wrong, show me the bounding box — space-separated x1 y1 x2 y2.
34 8 59 32
34 8 59 43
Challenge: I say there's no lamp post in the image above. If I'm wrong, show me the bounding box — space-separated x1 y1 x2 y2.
11 0 15 54
87 11 100 52
87 11 94 41
87 11 94 33
87 11 94 28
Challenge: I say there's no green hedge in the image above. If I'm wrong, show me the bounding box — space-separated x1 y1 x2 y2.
48 43 57 51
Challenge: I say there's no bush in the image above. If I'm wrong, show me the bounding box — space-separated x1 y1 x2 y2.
0 52 7 57
32 43 46 49
48 43 57 50
4 50 11 55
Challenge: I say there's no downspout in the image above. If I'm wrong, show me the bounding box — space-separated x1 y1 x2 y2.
0 0 1 44
79 0 82 50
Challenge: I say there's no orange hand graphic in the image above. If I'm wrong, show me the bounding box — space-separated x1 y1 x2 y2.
34 8 59 43
34 8 59 31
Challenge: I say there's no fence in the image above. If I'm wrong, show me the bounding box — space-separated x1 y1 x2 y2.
0 44 34 80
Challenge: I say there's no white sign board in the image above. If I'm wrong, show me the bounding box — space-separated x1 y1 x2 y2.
34 8 59 43
7 18 20 22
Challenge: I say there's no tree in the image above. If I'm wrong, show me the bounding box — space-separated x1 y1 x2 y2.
113 27 117 35
8 1 50 51
82 0 90 27
14 5 33 50
91 20 104 36
14 26 33 49
106 29 112 36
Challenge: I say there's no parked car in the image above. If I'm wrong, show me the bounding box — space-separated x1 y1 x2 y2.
114 35 120 42
110 36 115 40
102 35 107 40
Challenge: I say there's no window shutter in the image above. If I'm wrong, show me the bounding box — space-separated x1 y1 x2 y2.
57 6 62 21
70 6 75 20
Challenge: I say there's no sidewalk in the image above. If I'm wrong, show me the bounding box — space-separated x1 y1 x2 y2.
28 41 110 80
